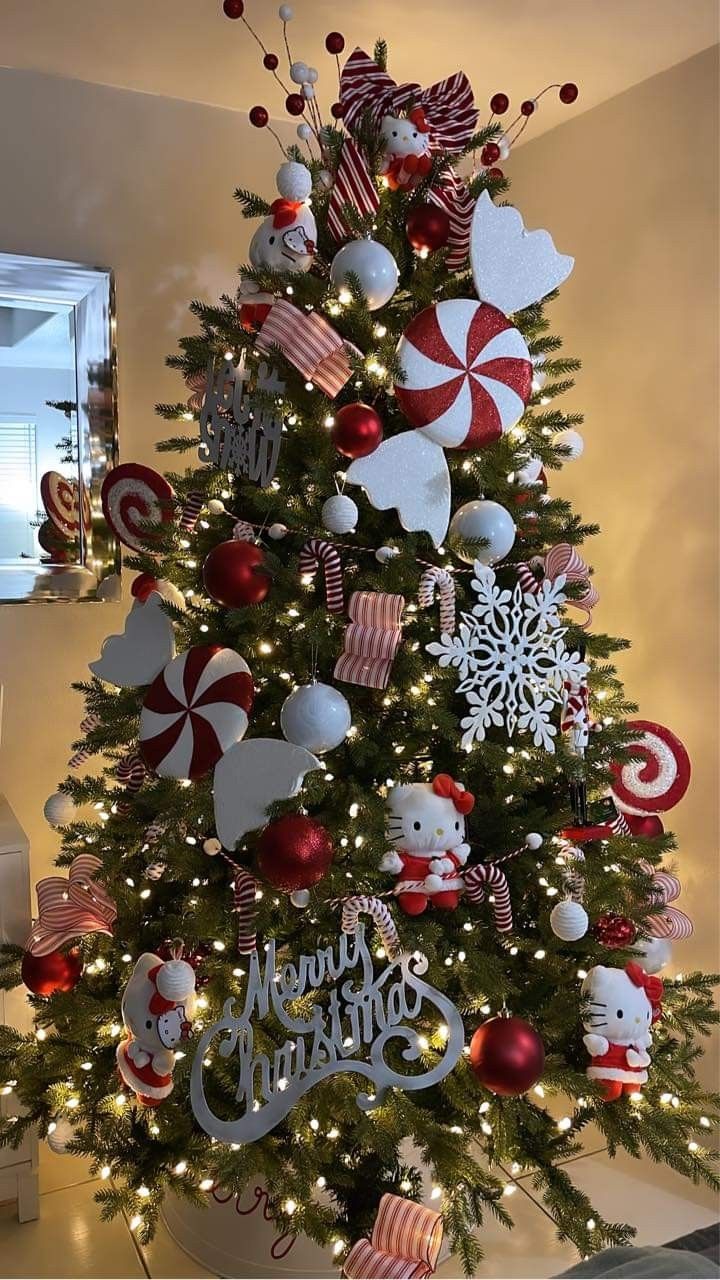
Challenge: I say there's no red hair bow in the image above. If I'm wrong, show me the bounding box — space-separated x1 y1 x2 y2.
269 198 303 229
408 106 430 133
625 961 664 1022
432 773 475 815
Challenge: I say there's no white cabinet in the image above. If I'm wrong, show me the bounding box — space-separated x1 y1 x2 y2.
0 796 39 1221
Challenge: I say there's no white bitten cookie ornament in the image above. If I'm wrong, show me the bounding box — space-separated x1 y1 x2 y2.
117 949 196 1105
89 594 177 688
470 190 574 315
380 109 432 191
381 774 474 915
249 163 316 274
581 962 663 1102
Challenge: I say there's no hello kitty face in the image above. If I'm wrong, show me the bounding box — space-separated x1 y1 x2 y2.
386 782 467 855
582 965 653 1045
249 204 317 274
157 1004 193 1049
380 113 431 161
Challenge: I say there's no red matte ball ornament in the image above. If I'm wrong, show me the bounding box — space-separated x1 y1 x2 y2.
406 204 451 253
222 0 244 17
325 31 345 54
257 815 334 892
22 948 82 997
490 92 509 114
592 913 638 948
624 813 665 838
520 99 536 117
331 404 383 459
249 105 269 128
263 52 279 70
285 93 305 116
331 102 344 120
202 539 271 608
470 1016 545 1096
481 142 501 165
559 82 579 104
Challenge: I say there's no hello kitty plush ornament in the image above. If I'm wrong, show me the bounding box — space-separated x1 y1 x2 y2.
380 109 433 191
117 946 196 1106
249 162 317 274
581 962 663 1102
381 774 474 914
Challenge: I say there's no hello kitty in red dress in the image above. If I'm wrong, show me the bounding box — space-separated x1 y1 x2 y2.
379 109 433 192
581 962 663 1101
380 774 474 915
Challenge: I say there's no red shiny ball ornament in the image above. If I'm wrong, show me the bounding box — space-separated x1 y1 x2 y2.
481 142 501 165
487 167 504 179
624 813 665 838
490 92 509 114
331 403 383 459
249 105 269 128
22 948 82 997
325 31 345 54
559 82 579 104
406 204 451 253
257 815 334 892
520 99 536 116
131 571 160 603
470 1016 545 1096
202 539 271 608
592 913 638 949
285 93 305 116
263 52 279 70
222 0 244 16
331 101 344 120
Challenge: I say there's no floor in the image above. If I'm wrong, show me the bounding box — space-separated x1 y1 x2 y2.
0 1140 717 1280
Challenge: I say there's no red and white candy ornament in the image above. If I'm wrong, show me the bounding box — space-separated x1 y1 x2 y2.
610 720 691 816
101 463 175 554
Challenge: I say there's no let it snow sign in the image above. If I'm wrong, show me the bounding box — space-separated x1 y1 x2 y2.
190 925 463 1144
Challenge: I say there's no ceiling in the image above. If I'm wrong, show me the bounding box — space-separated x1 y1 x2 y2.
0 0 717 142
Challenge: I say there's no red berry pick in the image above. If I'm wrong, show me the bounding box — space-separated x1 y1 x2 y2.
331 101 344 120
521 99 536 117
481 142 501 165
285 93 305 116
490 92 509 114
325 31 345 54
249 105 269 128
559 82 579 104
222 0 244 17
263 53 279 70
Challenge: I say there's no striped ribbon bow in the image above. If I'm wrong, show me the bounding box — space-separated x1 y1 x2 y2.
339 49 477 153
517 543 599 628
344 1193 444 1280
639 860 693 941
255 300 355 399
27 854 117 956
327 138 381 243
335 591 405 690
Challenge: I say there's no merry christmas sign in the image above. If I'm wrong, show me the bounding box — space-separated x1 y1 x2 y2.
190 925 463 1144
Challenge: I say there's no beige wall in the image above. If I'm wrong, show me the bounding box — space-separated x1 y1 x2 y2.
0 52 717 997
510 46 719 987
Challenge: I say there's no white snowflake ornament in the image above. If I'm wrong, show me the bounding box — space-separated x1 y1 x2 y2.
427 563 588 753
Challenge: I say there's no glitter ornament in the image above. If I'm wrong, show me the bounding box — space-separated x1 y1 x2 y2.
624 813 665 838
406 204 450 253
321 493 358 534
281 682 352 753
448 499 516 565
592 914 638 949
470 191 574 316
610 720 691 816
550 899 589 942
470 1016 545 1095
257 815 334 892
101 463 175 554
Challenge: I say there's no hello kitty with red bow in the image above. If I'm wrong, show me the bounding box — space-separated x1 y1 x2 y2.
581 962 663 1101
381 774 474 915
117 945 196 1106
248 161 317 274
379 109 433 191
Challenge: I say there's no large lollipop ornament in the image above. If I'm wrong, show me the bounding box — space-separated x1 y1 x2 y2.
610 720 691 816
101 463 175 554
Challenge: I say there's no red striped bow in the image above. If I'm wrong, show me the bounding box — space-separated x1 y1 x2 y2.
625 961 664 1020
432 773 475 815
255 299 355 398
339 49 477 155
27 854 117 957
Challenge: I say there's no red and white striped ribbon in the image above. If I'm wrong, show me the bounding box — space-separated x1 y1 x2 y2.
27 853 117 956
143 819 166 846
428 169 475 271
341 895 400 958
560 677 590 734
327 138 380 242
418 566 455 635
517 544 598 628
233 869 258 955
339 48 477 154
638 860 693 941
256 299 353 398
185 371 207 414
516 559 543 595
179 491 204 532
463 862 513 932
345 1193 444 1279
68 713 101 768
299 538 344 613
334 591 405 689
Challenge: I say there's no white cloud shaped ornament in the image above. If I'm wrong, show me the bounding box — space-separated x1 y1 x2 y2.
470 190 574 315
213 738 322 850
89 595 177 688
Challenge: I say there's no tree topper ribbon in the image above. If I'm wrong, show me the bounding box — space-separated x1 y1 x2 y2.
27 854 117 956
339 48 477 154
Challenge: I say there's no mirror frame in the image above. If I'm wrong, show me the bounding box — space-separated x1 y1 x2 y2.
0 253 120 603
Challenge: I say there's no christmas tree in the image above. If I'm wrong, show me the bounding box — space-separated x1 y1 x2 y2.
1 11 717 1276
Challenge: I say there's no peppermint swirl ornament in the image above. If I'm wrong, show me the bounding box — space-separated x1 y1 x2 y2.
101 463 175 553
610 719 691 815
40 470 90 537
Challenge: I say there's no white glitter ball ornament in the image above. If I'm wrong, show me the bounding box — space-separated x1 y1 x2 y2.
550 899 589 942
276 160 312 202
321 494 358 534
281 682 352 754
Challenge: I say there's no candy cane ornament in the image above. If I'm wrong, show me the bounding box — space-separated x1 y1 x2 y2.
101 463 175 554
68 713 101 768
463 862 513 932
418 566 456 636
610 720 691 816
179 491 204 532
341 895 401 958
233 869 258 955
299 538 344 614
115 752 147 813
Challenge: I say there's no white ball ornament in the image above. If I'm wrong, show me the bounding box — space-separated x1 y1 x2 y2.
278 4 293 19
268 523 288 540
290 889 310 908
376 545 400 564
297 123 313 141
550 899 589 942
155 958 196 1003
449 499 516 565
203 836 222 856
330 240 399 311
280 682 352 754
44 791 77 828
305 67 318 84
498 134 511 161
321 494 358 534
276 161 312 202
46 1117 77 1155
555 428 584 460
319 169 333 190
290 61 309 84
207 498 226 515
302 84 315 100
633 935 673 975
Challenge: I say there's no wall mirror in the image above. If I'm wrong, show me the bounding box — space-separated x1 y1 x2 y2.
0 253 119 602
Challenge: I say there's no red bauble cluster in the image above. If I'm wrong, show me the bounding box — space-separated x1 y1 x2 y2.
22 948 82 997
592 913 638 948
263 52 279 70
285 93 305 116
202 539 271 608
257 815 334 893
222 0 244 17
406 204 450 253
490 92 509 114
470 1016 545 1096
249 105 269 128
331 403 383 459
624 813 664 838
559 82 579 104
325 31 345 54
